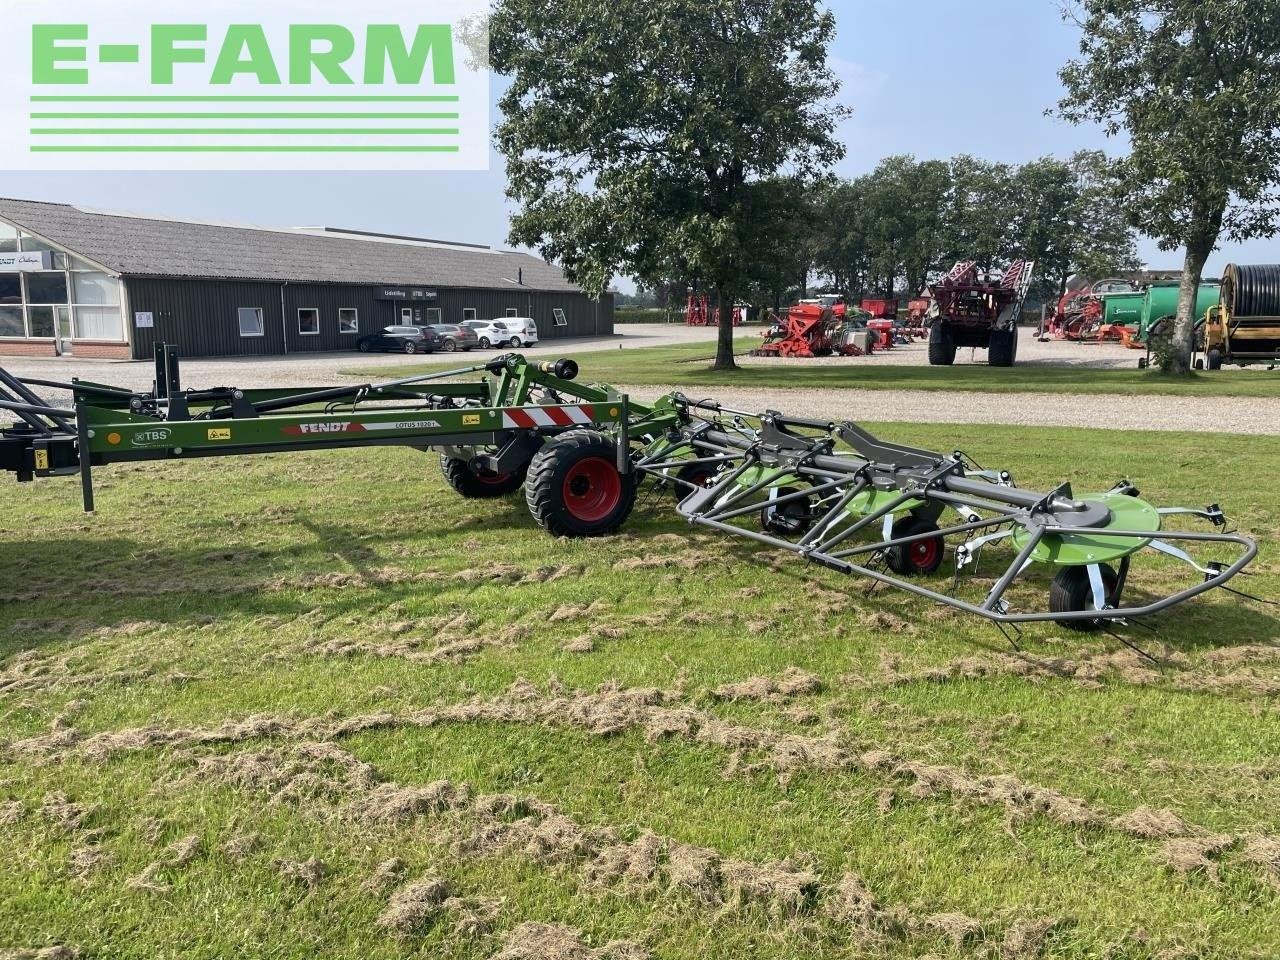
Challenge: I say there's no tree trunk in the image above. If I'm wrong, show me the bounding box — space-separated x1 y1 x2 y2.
713 283 737 370
1165 240 1213 375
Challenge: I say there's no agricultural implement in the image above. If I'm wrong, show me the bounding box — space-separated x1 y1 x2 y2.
685 294 743 328
1199 265 1280 369
0 347 1261 634
927 260 1035 366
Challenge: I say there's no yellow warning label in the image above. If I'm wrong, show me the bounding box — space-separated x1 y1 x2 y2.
462 414 481 426
207 428 232 441
34 450 49 471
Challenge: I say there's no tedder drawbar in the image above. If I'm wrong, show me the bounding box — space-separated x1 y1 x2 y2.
0 347 1261 634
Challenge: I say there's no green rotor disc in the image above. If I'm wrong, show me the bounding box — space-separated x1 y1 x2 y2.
1011 491 1162 567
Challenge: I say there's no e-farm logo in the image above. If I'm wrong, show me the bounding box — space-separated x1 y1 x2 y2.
0 1 489 171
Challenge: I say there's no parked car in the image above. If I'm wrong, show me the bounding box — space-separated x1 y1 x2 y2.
461 319 512 348
428 324 480 352
356 325 438 354
500 317 541 348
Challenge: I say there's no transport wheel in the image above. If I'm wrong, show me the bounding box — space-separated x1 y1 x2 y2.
443 340 457 353
885 517 945 575
526 430 636 537
439 454 527 498
1207 349 1223 371
672 461 716 500
403 341 418 355
928 324 956 365
479 337 491 348
988 328 1017 367
509 337 522 348
358 341 371 353
760 487 813 535
1049 564 1119 632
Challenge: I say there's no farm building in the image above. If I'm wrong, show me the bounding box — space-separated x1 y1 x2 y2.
0 198 613 360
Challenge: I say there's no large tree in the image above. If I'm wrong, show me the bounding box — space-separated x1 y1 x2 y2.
1058 1 1280 373
489 0 846 369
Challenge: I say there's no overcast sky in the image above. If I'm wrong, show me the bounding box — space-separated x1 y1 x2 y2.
5 0 1277 293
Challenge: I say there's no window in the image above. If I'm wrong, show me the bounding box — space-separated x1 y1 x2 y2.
0 306 23 337
553 308 568 327
505 308 518 317
424 307 442 323
463 308 477 322
72 272 118 305
238 308 265 337
401 307 413 323
26 272 68 304
0 275 20 305
76 306 123 340
0 222 16 254
338 308 359 334
27 306 55 338
298 308 320 336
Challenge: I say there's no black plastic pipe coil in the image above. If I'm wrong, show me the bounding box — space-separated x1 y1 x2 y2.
1225 263 1280 318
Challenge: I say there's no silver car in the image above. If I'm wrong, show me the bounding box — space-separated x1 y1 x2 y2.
427 324 480 352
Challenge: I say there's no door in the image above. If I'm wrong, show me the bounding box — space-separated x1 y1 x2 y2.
56 306 73 355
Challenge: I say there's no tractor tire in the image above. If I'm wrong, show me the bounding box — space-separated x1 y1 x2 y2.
672 461 717 500
928 324 956 366
439 454 527 498
988 328 1018 367
525 430 636 538
1049 564 1119 632
1207 348 1223 371
885 517 945 576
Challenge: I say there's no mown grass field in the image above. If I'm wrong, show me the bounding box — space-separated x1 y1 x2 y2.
350 341 1280 397
1 423 1278 959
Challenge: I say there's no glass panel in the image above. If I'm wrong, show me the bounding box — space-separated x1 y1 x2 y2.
425 308 441 323
75 306 123 340
338 308 358 334
298 308 319 334
238 307 264 337
72 271 119 305
0 305 23 337
553 308 568 326
28 305 55 338
26 272 69 304
0 222 16 254
0 275 20 304
68 256 98 271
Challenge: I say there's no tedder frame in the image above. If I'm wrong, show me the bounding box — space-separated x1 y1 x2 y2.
0 346 1263 636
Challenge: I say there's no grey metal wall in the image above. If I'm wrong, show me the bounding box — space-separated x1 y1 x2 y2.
123 277 614 359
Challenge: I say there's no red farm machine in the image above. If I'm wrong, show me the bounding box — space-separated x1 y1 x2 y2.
685 294 743 327
0 345 1262 636
753 297 876 358
926 260 1035 366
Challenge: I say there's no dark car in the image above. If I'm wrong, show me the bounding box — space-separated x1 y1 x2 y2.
428 324 480 352
356 325 439 354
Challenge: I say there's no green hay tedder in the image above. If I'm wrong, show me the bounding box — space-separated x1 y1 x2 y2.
0 347 1262 636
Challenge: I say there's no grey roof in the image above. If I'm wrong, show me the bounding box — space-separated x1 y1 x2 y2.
0 198 584 294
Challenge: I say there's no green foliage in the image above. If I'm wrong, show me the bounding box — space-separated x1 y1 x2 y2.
489 0 847 368
1057 0 1280 372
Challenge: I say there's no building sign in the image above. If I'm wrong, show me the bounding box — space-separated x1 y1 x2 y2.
0 1 490 173
0 251 52 272
375 287 438 302
135 312 154 328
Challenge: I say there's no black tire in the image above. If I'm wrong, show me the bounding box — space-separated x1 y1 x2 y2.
509 337 522 348
928 324 957 366
358 341 371 353
885 517 945 576
525 430 636 537
479 337 491 349
988 328 1017 367
403 341 417 355
672 461 717 500
1049 565 1119 632
1207 348 1223 371
439 455 527 498
760 486 813 535
443 339 457 353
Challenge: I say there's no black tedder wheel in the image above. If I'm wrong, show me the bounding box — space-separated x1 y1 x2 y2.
885 517 945 576
672 462 716 500
928 324 957 366
526 430 636 537
439 455 527 498
1049 564 1119 632
988 328 1017 367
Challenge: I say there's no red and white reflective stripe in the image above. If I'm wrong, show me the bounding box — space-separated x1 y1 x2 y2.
501 405 596 429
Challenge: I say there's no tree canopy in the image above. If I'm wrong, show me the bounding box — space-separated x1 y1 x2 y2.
489 0 847 369
1058 0 1280 372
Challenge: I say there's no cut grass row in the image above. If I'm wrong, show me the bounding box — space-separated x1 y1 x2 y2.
0 422 1277 958
347 340 1280 397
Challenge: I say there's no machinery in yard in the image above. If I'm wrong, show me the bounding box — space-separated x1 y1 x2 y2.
0 347 1260 634
1198 264 1280 369
685 294 743 328
927 260 1035 366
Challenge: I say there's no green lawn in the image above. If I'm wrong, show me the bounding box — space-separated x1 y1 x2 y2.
1 423 1278 959
348 341 1280 397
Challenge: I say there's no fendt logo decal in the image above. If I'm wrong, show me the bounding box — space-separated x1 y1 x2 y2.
282 419 442 436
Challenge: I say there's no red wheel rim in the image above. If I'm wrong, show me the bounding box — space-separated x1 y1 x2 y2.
562 456 622 522
473 467 513 486
910 536 942 570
